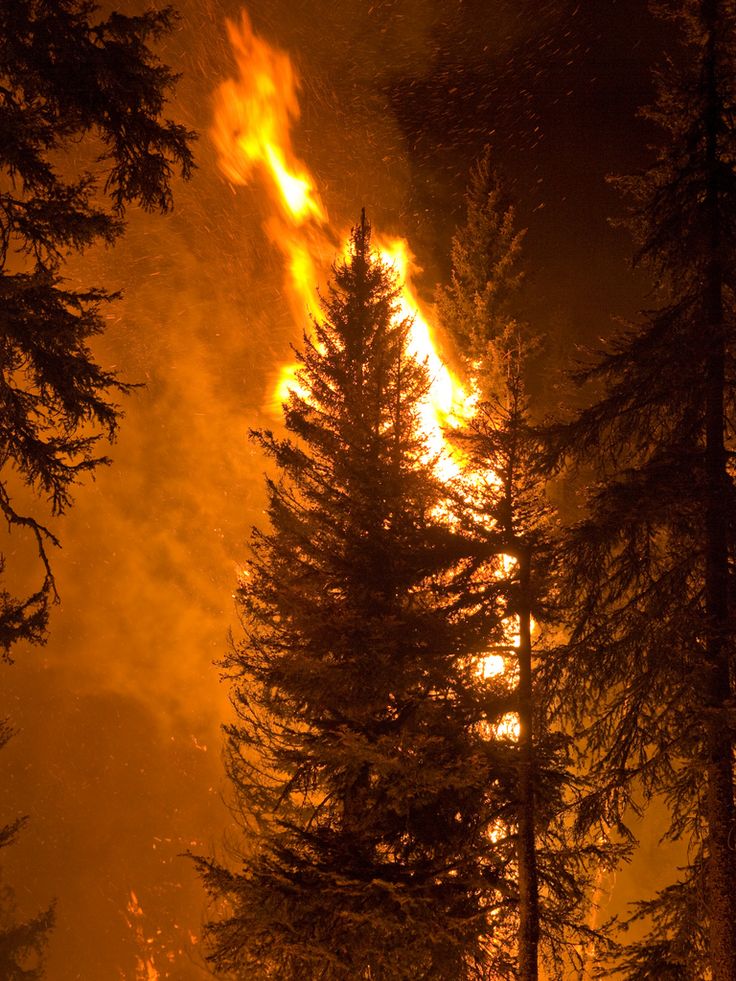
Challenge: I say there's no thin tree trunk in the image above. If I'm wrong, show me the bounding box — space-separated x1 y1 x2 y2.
517 549 539 981
702 3 736 977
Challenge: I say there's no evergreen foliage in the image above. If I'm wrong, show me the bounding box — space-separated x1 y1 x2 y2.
0 897 54 981
615 860 707 981
438 150 608 979
546 3 736 976
197 215 516 980
0 3 194 973
436 152 524 381
0 0 195 656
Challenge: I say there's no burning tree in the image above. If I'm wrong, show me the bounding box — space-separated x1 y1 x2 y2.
438 152 604 980
548 1 736 977
196 214 516 980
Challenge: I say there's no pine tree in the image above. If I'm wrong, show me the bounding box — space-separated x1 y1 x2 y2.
438 152 603 980
0 0 195 656
436 152 524 388
547 3 736 977
196 214 516 980
0 720 53 979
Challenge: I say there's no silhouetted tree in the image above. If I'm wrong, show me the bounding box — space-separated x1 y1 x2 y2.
548 3 736 977
439 151 607 980
0 893 53 981
196 214 517 980
0 2 194 971
436 152 524 379
0 720 53 979
0 0 195 656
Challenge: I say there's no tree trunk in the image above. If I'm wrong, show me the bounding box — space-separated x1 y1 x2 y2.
702 3 736 977
517 549 539 981
702 238 736 981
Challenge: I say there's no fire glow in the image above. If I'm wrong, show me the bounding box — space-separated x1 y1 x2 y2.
212 10 519 735
212 12 471 450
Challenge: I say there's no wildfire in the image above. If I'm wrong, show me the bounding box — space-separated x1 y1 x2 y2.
212 13 325 226
213 11 518 734
212 11 472 453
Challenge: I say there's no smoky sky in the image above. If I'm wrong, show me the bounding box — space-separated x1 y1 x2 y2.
1 2 672 977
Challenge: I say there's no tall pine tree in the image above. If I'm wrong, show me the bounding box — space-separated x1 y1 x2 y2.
439 151 605 980
196 214 518 980
548 3 736 977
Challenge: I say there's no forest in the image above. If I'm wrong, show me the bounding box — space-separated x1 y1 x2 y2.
1 0 735 979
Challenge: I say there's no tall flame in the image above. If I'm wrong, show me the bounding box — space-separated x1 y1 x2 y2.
212 11 471 457
212 14 326 226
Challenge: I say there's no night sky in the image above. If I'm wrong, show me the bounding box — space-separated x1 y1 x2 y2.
1 2 678 977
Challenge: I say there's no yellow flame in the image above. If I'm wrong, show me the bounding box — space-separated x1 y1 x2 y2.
125 890 160 981
478 653 505 679
374 236 476 473
212 12 325 225
273 361 307 408
266 146 324 222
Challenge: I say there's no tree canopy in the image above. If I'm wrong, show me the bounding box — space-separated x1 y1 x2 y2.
196 214 518 980
0 0 195 656
0 3 194 973
439 150 605 980
547 2 736 976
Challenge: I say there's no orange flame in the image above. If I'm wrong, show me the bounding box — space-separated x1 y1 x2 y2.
212 11 472 455
212 12 325 226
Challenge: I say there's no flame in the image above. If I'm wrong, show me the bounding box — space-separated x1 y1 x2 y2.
125 891 160 981
212 11 473 463
478 653 505 679
212 13 325 225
